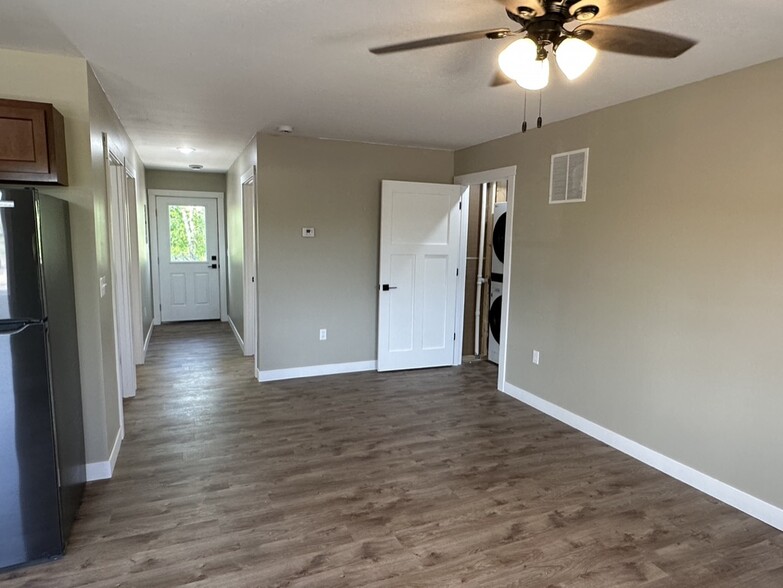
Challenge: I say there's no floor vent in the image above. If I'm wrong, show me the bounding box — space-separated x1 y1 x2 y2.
550 148 589 204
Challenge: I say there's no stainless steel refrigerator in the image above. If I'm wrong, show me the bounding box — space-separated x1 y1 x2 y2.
0 187 85 570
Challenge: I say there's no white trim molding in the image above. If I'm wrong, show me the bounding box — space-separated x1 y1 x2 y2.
228 314 244 350
502 382 783 532
142 322 154 361
85 428 123 482
258 360 377 383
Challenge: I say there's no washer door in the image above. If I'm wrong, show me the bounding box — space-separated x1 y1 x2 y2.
489 294 502 343
492 211 506 265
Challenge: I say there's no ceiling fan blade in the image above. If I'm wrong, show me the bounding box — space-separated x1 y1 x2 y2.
568 0 669 22
490 70 514 87
370 28 511 54
497 0 546 18
575 24 696 58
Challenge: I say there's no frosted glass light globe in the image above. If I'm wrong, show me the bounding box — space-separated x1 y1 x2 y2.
498 38 538 81
556 37 597 80
515 57 550 91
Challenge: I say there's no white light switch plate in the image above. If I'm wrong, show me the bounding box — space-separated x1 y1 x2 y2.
532 350 540 365
302 227 315 238
99 276 107 298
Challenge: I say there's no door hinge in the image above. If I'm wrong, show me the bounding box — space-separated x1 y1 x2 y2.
456 268 459 277
453 333 456 341
459 200 462 210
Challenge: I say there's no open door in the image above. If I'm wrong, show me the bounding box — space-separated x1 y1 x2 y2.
377 180 463 372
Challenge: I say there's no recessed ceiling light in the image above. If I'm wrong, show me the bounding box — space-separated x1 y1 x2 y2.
177 146 196 154
189 164 204 170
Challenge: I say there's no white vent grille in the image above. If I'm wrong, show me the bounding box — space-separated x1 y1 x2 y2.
549 148 589 204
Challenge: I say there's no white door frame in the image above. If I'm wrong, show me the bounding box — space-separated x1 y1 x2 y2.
454 166 517 392
148 189 227 325
240 167 257 358
104 135 137 412
124 169 145 365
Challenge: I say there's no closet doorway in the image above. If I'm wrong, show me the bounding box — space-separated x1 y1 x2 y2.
455 167 516 392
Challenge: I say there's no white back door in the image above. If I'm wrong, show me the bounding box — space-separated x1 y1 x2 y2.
377 180 463 372
156 196 220 322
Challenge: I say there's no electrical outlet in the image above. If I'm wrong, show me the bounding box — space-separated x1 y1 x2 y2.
319 328 327 341
532 350 540 365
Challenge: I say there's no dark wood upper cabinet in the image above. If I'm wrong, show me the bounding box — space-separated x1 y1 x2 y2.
0 98 69 186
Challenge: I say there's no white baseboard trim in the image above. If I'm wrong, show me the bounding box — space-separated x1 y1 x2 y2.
502 382 783 532
258 360 377 383
85 427 123 482
227 315 244 351
142 322 154 361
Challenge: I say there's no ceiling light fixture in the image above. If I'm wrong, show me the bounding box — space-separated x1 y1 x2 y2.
499 35 595 90
555 37 597 81
177 146 196 154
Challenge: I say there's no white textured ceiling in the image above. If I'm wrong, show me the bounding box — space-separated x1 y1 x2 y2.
1 0 782 171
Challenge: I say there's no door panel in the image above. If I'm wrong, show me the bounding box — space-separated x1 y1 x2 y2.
378 180 462 371
388 254 415 352
422 255 448 350
156 197 220 322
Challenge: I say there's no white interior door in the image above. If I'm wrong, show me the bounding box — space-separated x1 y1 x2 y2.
377 180 463 372
156 196 220 322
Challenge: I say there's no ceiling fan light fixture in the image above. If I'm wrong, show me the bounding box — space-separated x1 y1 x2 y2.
555 37 596 80
574 5 599 21
498 38 538 82
515 56 550 91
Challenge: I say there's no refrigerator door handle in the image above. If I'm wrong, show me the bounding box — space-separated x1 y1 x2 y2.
0 321 36 336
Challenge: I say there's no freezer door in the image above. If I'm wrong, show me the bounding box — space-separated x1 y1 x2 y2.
0 321 62 570
0 189 45 322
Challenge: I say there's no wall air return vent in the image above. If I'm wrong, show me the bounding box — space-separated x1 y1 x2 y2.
549 148 589 204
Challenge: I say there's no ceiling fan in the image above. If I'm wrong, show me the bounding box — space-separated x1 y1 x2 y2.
369 0 697 91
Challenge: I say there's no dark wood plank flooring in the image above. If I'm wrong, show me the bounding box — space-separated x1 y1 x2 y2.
2 321 782 586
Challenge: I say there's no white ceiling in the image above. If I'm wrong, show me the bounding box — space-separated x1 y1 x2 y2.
1 0 782 172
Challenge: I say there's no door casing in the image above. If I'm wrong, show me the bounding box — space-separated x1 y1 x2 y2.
454 166 517 393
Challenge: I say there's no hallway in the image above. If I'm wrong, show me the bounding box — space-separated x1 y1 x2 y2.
2 321 782 587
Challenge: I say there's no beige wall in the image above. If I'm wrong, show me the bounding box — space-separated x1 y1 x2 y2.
0 49 147 467
145 169 227 194
455 58 783 508
0 49 109 462
87 66 148 461
225 138 258 346
255 134 454 372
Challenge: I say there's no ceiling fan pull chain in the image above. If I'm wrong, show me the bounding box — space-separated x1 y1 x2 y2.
537 90 543 129
522 91 528 133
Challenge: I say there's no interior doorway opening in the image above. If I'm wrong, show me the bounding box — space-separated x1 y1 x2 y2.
455 166 516 392
461 180 508 364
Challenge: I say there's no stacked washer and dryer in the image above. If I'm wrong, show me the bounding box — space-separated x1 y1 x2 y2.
488 202 506 364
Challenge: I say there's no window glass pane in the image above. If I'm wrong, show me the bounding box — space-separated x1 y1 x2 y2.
168 205 207 262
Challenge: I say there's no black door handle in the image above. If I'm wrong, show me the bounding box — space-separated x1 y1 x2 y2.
211 264 218 269
381 284 398 291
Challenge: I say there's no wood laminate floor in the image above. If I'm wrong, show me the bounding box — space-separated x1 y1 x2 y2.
2 321 782 587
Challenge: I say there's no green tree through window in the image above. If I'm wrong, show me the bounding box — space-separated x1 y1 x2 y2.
168 205 207 262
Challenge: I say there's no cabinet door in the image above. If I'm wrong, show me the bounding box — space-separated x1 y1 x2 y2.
0 99 68 185
0 103 50 174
